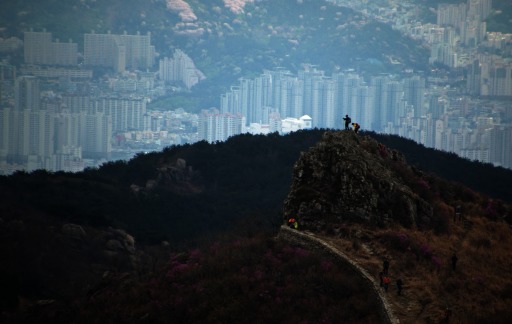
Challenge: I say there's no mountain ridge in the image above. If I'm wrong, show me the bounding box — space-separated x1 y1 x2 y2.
1 130 512 322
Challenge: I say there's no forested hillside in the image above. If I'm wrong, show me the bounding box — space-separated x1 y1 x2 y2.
1 129 512 323
1 130 510 246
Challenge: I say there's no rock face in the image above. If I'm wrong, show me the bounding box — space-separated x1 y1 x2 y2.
131 158 204 195
282 131 433 231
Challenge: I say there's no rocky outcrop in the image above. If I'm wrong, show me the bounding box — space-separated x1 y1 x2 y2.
283 131 433 230
131 158 204 195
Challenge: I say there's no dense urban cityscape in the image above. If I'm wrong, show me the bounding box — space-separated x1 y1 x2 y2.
0 0 511 174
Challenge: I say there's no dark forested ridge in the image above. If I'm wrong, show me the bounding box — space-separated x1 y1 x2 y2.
1 129 512 323
1 130 511 245
369 131 512 204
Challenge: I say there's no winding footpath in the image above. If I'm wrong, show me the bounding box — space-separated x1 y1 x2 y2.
278 225 400 324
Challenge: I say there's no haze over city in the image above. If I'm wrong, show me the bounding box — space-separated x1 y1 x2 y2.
2 1 512 323
0 0 510 174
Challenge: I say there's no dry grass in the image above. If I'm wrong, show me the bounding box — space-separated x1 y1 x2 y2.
318 213 512 323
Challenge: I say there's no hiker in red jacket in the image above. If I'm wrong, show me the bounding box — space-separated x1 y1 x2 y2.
383 275 391 292
288 218 298 229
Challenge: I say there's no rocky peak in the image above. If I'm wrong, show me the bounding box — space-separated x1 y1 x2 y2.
282 131 433 231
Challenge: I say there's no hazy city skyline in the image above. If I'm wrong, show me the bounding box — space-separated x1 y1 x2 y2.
0 0 510 174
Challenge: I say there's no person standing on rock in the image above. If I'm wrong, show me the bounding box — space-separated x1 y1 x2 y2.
343 114 351 130
379 271 384 287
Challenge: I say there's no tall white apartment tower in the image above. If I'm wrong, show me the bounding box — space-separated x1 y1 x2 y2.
403 76 426 118
437 3 467 30
158 50 205 89
198 109 243 143
299 66 324 123
490 126 512 169
333 72 364 129
383 81 405 129
468 0 492 21
8 76 56 165
15 76 40 111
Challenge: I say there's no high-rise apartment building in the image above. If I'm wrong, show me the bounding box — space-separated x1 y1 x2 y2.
14 76 40 111
91 97 147 132
299 66 325 126
468 0 492 21
2 76 56 166
351 85 374 132
24 30 52 65
24 30 77 66
159 49 205 89
198 108 243 143
310 77 336 129
467 55 512 96
84 31 155 72
437 3 467 30
84 113 112 159
333 72 364 129
220 86 241 116
252 73 273 124
490 126 512 169
403 76 426 118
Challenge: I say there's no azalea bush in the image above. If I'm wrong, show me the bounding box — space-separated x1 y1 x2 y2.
78 236 381 323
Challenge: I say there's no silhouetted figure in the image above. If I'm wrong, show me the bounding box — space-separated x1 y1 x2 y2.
443 307 452 322
383 275 391 292
451 252 458 271
379 271 384 287
396 278 403 295
343 114 351 130
383 258 389 275
453 205 462 222
455 205 462 221
352 123 360 134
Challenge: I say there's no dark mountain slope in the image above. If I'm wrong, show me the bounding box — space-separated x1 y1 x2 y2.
1 129 510 248
281 129 512 322
369 131 512 204
1 129 511 323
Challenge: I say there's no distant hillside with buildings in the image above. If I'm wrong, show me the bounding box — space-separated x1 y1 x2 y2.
0 0 511 174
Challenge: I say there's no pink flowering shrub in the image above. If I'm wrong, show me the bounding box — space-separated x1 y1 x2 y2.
78 236 381 323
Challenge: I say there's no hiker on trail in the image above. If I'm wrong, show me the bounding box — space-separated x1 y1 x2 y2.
396 278 403 295
379 271 384 287
443 307 452 322
352 123 360 134
383 275 391 292
383 258 389 275
343 114 351 130
451 252 458 271
288 217 299 230
454 205 462 222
